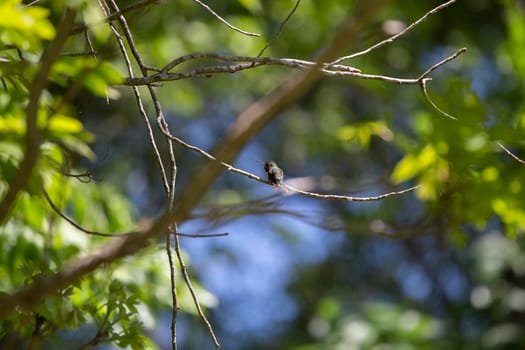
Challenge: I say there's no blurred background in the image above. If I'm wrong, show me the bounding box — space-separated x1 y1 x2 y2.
2 0 525 349
79 0 525 349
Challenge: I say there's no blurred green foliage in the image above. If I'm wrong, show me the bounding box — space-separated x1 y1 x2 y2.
0 1 210 348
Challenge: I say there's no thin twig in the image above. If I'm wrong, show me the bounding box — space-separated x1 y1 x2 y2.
22 0 41 7
192 0 260 37
43 189 137 237
418 47 467 80
328 0 457 66
419 78 457 120
60 171 97 183
179 232 229 238
44 189 226 238
286 184 420 201
498 142 525 164
166 230 178 350
416 48 467 120
257 0 302 57
158 124 269 184
173 228 221 348
84 29 97 59
165 127 179 350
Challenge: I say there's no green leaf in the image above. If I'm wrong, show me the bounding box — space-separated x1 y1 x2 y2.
392 145 438 183
48 114 83 134
0 0 55 50
0 141 24 160
337 121 393 148
59 135 96 160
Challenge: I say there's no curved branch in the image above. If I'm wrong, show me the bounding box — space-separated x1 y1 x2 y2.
44 189 226 238
419 79 457 120
416 48 468 120
286 184 420 201
498 142 525 164
43 190 137 237
192 0 260 37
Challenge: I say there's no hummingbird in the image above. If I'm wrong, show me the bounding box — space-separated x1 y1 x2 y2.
263 161 288 192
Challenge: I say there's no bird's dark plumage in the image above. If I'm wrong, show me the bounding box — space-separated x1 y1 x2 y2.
264 161 287 191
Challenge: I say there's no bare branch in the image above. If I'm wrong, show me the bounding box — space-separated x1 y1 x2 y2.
45 189 225 238
174 227 221 348
328 0 457 66
159 125 268 184
498 142 525 164
84 29 97 57
123 50 467 87
418 47 467 80
192 0 260 37
165 231 178 350
257 0 302 57
43 189 137 237
177 232 229 238
416 48 467 120
420 78 457 120
22 0 41 7
286 184 420 201
126 54 364 85
61 171 97 183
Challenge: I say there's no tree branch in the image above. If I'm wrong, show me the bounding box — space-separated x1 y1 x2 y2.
43 189 226 238
328 0 457 65
498 142 525 164
257 0 302 57
191 0 260 37
417 47 467 120
122 49 466 87
418 47 467 80
43 189 137 237
286 184 420 201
